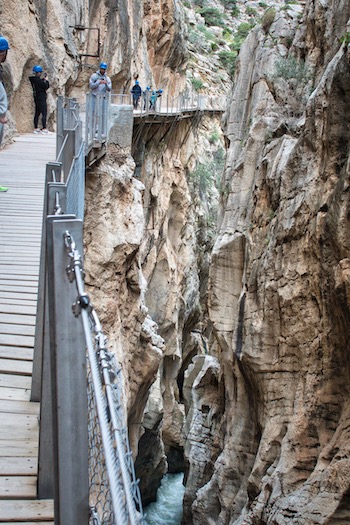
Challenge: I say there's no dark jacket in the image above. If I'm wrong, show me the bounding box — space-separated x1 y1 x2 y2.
29 76 50 99
131 84 142 97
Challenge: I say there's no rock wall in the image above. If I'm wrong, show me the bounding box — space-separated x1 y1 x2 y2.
0 0 188 137
184 1 350 524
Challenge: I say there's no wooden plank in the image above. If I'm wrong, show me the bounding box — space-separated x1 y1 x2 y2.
0 360 33 377
0 457 37 476
0 314 36 326
0 413 39 435
0 334 35 348
0 302 37 312
0 499 54 521
0 278 39 286
0 325 35 337
0 347 33 362
0 476 37 498
0 522 53 525
0 286 38 295
0 441 37 457
0 388 31 402
0 399 39 416
0 375 32 390
0 292 37 301
0 269 39 277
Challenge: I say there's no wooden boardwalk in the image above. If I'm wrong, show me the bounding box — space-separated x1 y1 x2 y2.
0 134 55 523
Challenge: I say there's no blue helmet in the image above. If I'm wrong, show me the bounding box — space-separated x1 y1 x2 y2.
33 65 43 73
0 37 9 51
135 80 139 84
146 86 151 90
100 62 108 70
158 89 163 93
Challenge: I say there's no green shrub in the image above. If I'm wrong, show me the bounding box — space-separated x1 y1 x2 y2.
199 7 226 26
258 1 268 7
189 148 225 195
190 77 204 91
189 163 213 193
197 24 216 41
220 0 237 6
220 0 239 15
261 8 275 33
236 22 254 39
209 129 220 143
340 32 350 45
274 56 310 83
218 50 237 76
246 6 257 16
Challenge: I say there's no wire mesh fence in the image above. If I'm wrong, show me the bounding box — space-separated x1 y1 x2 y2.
64 231 144 525
66 140 85 220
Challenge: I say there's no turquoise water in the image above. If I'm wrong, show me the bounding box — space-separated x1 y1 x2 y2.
144 473 185 525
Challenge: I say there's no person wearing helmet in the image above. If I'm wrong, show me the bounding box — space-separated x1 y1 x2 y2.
0 36 9 82
149 90 158 111
89 62 112 137
131 79 142 109
89 62 112 95
0 37 9 190
142 86 151 110
29 65 50 134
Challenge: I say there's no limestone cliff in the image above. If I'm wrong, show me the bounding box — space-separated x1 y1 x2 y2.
187 1 350 524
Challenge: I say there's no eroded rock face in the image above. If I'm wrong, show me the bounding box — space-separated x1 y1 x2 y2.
0 0 188 137
185 1 350 524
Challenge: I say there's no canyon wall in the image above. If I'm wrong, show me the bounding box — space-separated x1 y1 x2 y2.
185 1 350 524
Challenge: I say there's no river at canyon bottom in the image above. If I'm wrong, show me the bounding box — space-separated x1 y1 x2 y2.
144 472 185 525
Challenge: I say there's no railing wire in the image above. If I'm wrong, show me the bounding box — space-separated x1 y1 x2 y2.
64 231 144 525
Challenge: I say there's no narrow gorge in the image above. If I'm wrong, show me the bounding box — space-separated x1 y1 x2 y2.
2 0 350 523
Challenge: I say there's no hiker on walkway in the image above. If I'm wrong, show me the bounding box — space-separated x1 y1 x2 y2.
29 65 50 134
149 89 163 111
131 80 142 109
143 86 151 110
89 62 111 136
89 62 112 96
0 36 9 191
0 37 9 148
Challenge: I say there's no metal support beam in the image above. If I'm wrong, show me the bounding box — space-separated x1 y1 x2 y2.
46 218 89 524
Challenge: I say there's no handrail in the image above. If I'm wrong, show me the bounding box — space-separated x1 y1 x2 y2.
64 231 143 524
32 96 144 525
111 90 225 116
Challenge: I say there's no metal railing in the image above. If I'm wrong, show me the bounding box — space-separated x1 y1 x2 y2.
32 96 144 525
111 91 225 116
85 92 111 151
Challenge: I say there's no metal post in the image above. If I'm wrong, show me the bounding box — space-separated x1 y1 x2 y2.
46 218 89 525
37 213 75 499
32 163 63 403
56 96 64 160
62 130 75 183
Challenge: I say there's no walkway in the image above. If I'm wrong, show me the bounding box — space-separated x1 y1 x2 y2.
0 134 55 523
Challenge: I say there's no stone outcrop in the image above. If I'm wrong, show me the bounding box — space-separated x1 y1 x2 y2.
184 1 350 524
